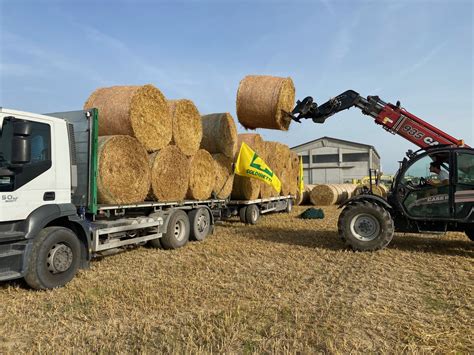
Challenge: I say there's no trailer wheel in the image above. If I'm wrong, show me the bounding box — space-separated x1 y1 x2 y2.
245 204 260 225
338 201 394 251
239 207 247 223
465 228 474 241
286 199 293 213
24 227 81 290
189 208 211 241
160 210 190 250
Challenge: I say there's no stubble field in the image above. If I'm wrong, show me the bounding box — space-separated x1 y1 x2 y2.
0 206 472 353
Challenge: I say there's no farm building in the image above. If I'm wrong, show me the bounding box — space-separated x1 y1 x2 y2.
291 136 381 184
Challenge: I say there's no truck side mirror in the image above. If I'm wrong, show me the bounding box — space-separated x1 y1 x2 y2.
11 120 31 165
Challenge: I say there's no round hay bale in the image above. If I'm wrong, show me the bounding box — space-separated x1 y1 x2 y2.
235 133 269 199
236 133 264 159
84 84 171 152
236 75 295 131
355 184 387 198
231 175 260 200
212 154 234 199
310 184 339 206
201 113 237 158
289 151 300 196
97 136 150 205
148 145 190 201
187 149 215 200
280 169 291 196
168 99 202 156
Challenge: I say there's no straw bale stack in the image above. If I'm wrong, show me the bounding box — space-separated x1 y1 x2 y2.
97 136 150 205
84 84 171 152
201 113 238 158
148 145 190 201
310 184 357 206
212 154 234 199
236 75 295 131
168 99 202 156
187 149 215 200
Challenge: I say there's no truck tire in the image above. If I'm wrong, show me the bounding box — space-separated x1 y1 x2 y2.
338 201 394 251
239 207 247 223
465 228 474 241
286 199 293 213
245 204 260 225
189 208 211 241
160 210 190 250
24 227 81 290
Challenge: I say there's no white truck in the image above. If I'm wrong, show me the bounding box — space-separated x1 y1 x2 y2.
0 108 293 289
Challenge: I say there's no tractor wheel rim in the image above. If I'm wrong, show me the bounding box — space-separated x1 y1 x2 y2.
47 243 73 274
350 213 381 241
174 220 186 241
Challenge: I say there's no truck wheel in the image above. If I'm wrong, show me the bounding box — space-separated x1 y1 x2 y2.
239 207 247 223
465 228 474 241
245 204 260 225
160 210 190 250
338 201 394 251
24 227 81 290
189 208 211 241
286 199 293 213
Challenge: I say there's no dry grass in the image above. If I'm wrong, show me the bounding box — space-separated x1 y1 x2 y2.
1 206 472 353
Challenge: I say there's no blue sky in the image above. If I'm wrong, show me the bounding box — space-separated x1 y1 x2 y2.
1 0 472 173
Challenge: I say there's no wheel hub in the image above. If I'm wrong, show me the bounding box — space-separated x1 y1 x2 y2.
174 220 186 241
196 214 208 233
47 243 73 274
350 214 381 242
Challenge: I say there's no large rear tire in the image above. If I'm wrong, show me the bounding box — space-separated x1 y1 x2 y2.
24 227 81 290
338 201 394 251
160 210 190 250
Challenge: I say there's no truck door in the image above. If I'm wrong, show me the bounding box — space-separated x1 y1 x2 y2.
0 117 55 221
398 151 452 218
454 151 474 220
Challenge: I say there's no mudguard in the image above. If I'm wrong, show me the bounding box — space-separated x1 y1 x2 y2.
339 194 392 210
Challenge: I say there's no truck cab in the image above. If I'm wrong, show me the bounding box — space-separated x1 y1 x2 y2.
0 108 90 288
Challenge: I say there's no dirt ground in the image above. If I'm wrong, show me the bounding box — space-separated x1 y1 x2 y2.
0 206 472 353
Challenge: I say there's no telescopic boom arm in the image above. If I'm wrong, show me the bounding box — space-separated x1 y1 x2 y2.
291 90 468 149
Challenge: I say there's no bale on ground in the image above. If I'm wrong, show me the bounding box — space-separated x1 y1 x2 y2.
201 113 238 158
168 99 202 156
310 184 357 206
97 136 150 205
213 154 234 199
187 149 215 200
148 146 190 202
355 184 388 198
84 84 171 152
236 75 295 131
